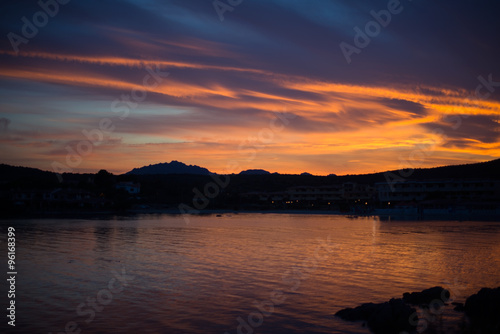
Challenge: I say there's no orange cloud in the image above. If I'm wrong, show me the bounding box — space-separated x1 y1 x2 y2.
1 49 499 175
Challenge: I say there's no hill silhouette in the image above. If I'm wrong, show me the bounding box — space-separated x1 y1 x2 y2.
2 158 500 184
0 164 60 185
239 169 271 175
126 161 211 175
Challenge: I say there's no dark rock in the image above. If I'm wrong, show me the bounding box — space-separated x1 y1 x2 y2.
369 298 417 334
464 287 500 333
336 298 417 334
452 302 465 312
335 303 378 322
402 286 450 306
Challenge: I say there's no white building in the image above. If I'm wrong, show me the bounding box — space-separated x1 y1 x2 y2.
116 182 141 194
376 179 500 203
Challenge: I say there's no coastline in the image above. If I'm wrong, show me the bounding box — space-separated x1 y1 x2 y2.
2 207 500 221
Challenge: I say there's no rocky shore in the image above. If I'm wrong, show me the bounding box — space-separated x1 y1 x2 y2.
335 286 500 334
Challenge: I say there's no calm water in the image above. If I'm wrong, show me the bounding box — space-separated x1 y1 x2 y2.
1 214 499 334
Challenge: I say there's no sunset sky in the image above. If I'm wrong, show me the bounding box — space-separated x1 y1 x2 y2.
1 0 499 175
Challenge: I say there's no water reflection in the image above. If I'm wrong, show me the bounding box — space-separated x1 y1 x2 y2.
0 214 499 334
94 225 113 253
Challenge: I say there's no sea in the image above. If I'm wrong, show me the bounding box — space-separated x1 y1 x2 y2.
1 213 499 334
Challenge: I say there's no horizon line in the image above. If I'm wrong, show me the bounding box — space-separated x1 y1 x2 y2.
2 158 498 178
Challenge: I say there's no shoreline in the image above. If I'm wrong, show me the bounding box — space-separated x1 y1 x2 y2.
2 208 500 221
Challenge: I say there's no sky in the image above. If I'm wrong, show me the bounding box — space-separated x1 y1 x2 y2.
0 0 499 176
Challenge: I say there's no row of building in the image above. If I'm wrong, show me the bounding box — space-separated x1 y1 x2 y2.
5 178 499 215
241 179 500 213
243 182 374 203
4 182 141 210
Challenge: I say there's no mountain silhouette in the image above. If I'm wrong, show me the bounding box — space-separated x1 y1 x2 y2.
239 169 271 175
2 158 500 181
126 161 211 175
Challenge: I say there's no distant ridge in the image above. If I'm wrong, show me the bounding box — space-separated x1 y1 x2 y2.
333 158 500 184
126 161 211 175
0 164 59 183
239 169 271 175
0 158 499 180
382 158 500 181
